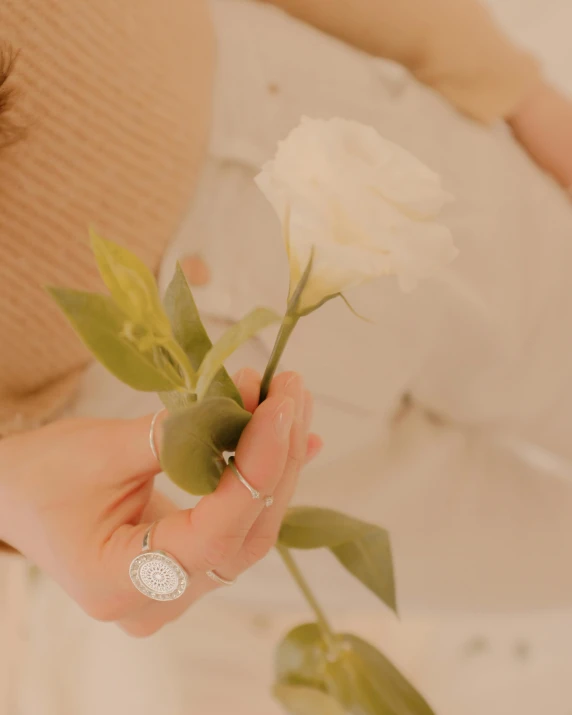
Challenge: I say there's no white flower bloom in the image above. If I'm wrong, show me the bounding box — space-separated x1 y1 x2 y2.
255 116 458 312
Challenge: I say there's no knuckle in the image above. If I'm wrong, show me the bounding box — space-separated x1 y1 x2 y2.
273 370 299 391
286 451 304 474
202 533 243 570
243 532 277 566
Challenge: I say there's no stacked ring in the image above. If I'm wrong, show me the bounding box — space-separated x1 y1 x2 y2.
228 456 274 508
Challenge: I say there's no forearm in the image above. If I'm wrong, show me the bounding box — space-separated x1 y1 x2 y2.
507 79 572 189
265 0 541 123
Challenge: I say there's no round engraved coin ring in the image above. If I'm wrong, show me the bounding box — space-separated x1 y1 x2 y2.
129 523 188 601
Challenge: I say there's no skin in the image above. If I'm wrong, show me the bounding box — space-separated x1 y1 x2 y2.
0 369 322 637
508 79 572 189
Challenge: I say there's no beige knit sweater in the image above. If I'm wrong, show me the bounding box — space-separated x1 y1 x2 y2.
0 0 539 436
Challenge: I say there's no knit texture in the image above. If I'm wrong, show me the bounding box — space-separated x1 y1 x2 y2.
0 0 214 435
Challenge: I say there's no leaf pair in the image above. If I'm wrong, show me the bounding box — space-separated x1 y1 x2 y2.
47 290 181 392
162 262 280 401
275 624 436 715
51 234 279 396
275 509 419 714
161 263 244 408
90 230 172 336
50 235 280 495
49 233 183 393
159 264 280 494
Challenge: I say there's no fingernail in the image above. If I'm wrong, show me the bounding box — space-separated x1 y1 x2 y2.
302 390 314 431
274 398 295 439
306 440 323 462
181 254 211 287
234 369 246 391
285 374 305 421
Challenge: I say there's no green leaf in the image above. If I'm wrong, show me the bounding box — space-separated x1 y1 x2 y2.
163 263 242 405
89 230 170 333
338 294 375 324
274 683 346 715
158 390 197 411
160 396 251 495
275 623 330 687
279 508 396 612
48 288 181 392
196 307 281 399
328 635 437 715
276 624 437 715
153 349 196 410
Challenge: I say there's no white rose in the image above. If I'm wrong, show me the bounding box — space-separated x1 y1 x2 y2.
255 117 458 312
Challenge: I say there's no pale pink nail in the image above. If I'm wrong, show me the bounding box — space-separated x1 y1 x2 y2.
234 369 246 391
274 398 295 439
284 374 305 421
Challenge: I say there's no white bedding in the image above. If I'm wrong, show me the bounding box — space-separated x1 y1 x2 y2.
2 1 572 713
162 0 572 614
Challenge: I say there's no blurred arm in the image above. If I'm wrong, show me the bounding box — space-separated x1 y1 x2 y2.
264 0 541 123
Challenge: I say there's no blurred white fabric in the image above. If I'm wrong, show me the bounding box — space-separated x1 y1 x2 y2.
2 0 572 713
163 0 572 615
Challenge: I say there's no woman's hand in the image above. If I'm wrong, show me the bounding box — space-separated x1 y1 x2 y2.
0 370 321 637
508 79 572 191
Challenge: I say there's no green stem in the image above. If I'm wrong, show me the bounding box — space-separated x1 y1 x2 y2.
277 544 338 654
259 251 317 401
165 339 196 392
156 347 188 390
259 314 299 402
264 256 339 654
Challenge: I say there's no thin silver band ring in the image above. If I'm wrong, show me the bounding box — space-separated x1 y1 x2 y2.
206 570 236 587
149 408 166 462
227 456 273 508
142 522 155 553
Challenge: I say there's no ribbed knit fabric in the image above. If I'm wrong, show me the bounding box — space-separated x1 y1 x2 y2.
0 0 214 435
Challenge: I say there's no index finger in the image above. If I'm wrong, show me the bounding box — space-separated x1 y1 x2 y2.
188 386 298 568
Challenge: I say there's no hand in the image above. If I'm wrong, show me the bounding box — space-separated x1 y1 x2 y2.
0 370 321 636
508 79 572 190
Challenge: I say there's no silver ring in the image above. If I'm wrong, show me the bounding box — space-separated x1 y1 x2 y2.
206 570 236 587
227 456 274 508
129 522 189 601
149 408 166 462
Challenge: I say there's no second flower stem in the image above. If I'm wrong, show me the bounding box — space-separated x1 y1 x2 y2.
260 270 339 655
277 544 338 654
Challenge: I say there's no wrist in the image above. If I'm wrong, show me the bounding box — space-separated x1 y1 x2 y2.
507 79 572 189
506 77 550 127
